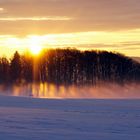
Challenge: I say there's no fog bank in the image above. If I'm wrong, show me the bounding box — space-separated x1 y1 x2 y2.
0 83 139 99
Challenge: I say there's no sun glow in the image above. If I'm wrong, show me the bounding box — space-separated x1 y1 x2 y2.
0 29 140 57
28 36 42 55
30 45 42 55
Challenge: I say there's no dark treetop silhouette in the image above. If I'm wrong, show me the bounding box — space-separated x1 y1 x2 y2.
0 49 140 85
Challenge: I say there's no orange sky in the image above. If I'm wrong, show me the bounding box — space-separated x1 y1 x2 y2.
0 0 140 57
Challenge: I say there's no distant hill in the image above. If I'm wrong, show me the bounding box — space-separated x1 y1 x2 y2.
132 57 140 63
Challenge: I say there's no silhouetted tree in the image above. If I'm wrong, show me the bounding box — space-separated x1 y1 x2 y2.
10 51 22 82
0 57 10 83
21 55 33 82
0 49 139 85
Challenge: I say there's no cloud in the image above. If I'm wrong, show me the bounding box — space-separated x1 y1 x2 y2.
0 8 4 11
0 0 139 57
0 0 139 34
0 7 6 13
0 16 72 21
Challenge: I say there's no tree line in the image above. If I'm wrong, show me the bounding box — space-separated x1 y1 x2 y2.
0 48 140 85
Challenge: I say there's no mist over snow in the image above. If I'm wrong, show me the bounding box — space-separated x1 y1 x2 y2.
0 83 139 99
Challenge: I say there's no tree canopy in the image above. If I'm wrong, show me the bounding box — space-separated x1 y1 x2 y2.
0 49 139 85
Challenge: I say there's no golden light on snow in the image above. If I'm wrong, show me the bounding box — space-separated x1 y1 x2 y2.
11 83 140 99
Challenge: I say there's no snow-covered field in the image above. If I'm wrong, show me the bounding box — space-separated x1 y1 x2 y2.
0 95 140 140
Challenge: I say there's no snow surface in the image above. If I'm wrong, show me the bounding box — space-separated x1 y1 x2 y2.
0 95 140 140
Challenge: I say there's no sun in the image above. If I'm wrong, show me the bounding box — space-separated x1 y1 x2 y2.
30 45 42 55
28 36 43 55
